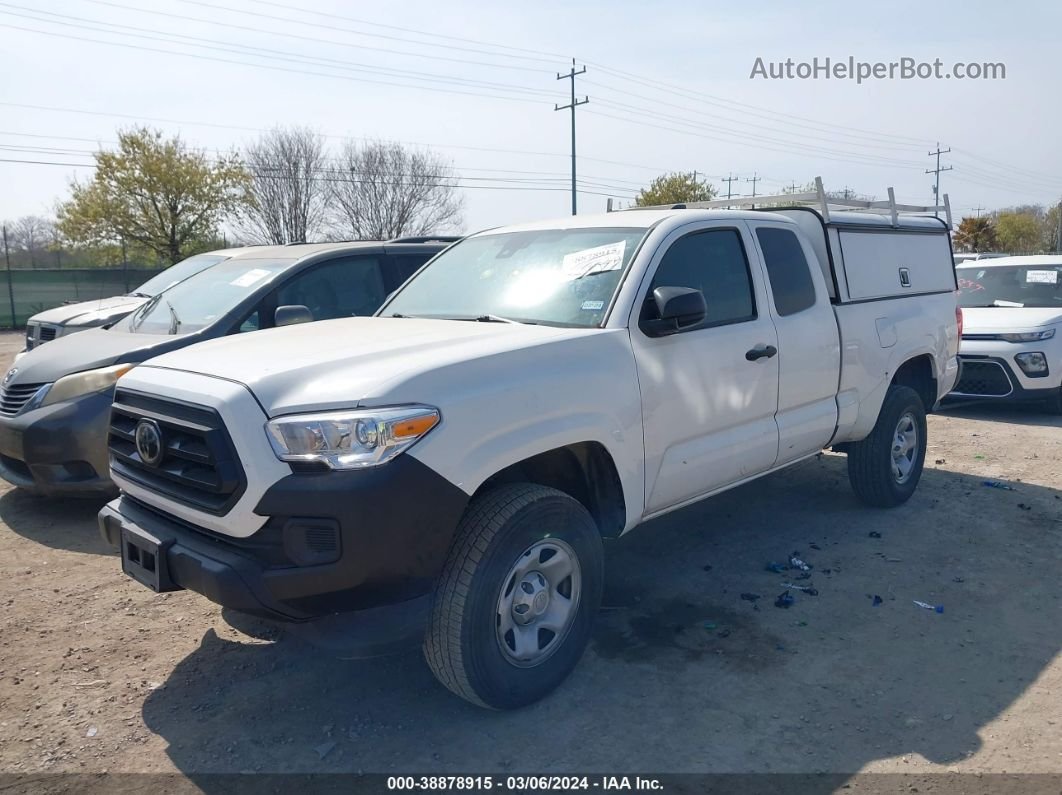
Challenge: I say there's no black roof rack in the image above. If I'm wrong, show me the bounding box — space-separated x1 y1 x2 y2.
388 235 462 244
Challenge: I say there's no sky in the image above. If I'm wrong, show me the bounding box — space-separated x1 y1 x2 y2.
1 0 1061 235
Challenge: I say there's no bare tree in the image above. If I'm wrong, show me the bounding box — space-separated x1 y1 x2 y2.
238 127 327 244
327 141 463 240
11 216 55 268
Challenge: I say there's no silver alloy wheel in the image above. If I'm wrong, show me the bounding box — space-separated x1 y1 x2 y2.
496 538 582 668
891 411 919 484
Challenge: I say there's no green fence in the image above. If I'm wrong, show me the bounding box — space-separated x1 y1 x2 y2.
0 267 167 328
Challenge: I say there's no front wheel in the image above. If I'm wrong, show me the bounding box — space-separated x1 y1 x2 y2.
423 483 603 709
846 384 928 507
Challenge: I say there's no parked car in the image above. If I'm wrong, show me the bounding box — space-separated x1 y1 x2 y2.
99 206 958 709
952 252 1006 265
0 237 455 496
22 248 256 351
950 255 1062 411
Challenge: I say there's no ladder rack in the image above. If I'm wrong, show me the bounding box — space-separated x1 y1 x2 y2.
609 176 952 228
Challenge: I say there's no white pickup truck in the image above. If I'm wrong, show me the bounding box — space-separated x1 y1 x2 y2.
100 190 960 709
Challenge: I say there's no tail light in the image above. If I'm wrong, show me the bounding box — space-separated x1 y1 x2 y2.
956 304 964 339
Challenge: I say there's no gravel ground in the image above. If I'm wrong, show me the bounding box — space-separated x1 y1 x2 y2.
0 330 1059 789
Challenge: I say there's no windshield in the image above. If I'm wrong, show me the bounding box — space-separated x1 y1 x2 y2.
957 264 1062 308
132 253 229 297
120 258 290 335
383 227 648 327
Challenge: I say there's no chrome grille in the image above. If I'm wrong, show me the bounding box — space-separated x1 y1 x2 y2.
0 383 45 417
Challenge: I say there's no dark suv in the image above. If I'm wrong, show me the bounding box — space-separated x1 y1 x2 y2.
0 237 456 496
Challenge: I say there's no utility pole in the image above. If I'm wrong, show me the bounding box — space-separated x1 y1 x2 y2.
746 173 760 207
843 186 853 200
554 58 588 216
121 237 129 293
786 181 799 194
973 205 985 218
926 142 952 218
2 226 16 330
1056 197 1062 253
722 173 738 202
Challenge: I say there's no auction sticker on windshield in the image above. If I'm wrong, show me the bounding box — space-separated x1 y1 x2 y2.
1026 270 1058 284
561 241 626 279
229 268 272 288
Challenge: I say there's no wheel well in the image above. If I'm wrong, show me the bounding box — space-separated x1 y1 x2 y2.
892 355 937 410
475 443 626 538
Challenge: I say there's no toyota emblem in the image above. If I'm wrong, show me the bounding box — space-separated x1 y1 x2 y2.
134 419 164 466
2 368 16 386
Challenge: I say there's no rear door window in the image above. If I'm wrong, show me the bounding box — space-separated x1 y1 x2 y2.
756 227 817 316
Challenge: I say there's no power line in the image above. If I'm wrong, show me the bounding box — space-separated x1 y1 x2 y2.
590 98 924 168
0 11 557 99
0 105 674 173
582 109 928 172
178 0 562 66
72 0 553 74
583 78 921 155
583 62 933 147
0 21 549 106
554 60 588 215
238 0 568 60
0 156 635 198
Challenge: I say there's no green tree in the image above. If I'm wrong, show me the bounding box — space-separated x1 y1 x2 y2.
636 172 716 206
994 212 1042 253
57 127 250 264
952 216 999 253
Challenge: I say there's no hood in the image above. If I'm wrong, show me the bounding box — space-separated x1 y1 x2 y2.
961 307 1062 333
29 295 146 327
140 317 605 415
6 326 190 386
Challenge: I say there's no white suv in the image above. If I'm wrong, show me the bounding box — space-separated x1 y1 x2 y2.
953 255 1062 412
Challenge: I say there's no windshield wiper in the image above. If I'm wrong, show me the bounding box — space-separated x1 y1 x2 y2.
129 292 164 331
128 291 153 299
167 301 181 335
473 314 521 324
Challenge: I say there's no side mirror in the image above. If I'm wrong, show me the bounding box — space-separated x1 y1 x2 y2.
275 304 313 327
642 286 707 336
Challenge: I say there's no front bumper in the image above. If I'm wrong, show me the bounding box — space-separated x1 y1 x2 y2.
947 354 1058 403
0 389 115 495
99 454 469 625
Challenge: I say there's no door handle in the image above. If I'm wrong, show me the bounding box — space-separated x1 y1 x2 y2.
745 344 778 361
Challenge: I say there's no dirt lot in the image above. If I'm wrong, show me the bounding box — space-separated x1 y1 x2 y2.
0 329 1059 787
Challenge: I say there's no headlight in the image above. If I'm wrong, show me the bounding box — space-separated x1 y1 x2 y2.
1000 329 1055 343
1014 352 1049 376
265 405 440 470
39 363 135 407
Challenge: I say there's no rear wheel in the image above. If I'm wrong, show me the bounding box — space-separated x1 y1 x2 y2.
847 385 927 507
424 483 603 709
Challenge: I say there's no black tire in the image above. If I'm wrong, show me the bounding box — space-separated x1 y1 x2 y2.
423 483 604 710
847 384 928 508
